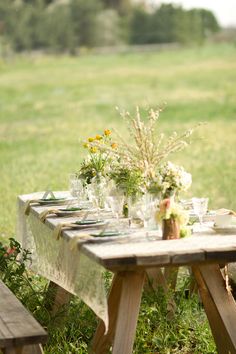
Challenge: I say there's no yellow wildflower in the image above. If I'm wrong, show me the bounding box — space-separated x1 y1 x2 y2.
88 137 95 142
83 143 89 149
90 146 98 153
104 129 111 136
95 134 103 140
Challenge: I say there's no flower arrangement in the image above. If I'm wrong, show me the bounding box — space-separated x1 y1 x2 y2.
156 198 190 239
156 198 189 225
79 129 117 183
86 107 194 199
157 161 192 198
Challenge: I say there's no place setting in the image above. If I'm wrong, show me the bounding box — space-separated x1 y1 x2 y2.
181 197 236 235
24 190 75 215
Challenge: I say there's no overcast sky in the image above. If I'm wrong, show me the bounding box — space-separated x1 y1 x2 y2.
147 0 236 27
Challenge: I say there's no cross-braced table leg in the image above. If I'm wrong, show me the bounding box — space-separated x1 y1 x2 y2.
45 281 72 316
91 271 145 354
90 273 123 354
192 264 236 354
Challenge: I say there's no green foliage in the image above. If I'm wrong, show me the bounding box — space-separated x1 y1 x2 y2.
42 4 76 54
130 3 220 45
69 0 103 48
135 281 216 353
0 0 220 52
0 237 31 293
110 166 144 198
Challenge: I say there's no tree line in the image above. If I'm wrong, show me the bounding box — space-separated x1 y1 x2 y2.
0 0 220 54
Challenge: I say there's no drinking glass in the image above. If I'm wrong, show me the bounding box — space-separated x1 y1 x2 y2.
136 194 156 229
106 195 124 220
69 174 81 197
192 197 208 226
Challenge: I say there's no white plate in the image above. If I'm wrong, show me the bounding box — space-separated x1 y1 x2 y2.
73 220 107 229
55 208 84 217
38 198 68 205
212 225 236 234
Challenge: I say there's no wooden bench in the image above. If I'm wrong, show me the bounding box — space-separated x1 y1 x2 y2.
0 280 47 354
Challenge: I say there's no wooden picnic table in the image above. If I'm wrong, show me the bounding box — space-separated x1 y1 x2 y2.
17 192 236 354
82 236 236 354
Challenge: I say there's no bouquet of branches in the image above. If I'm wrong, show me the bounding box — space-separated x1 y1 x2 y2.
88 107 195 198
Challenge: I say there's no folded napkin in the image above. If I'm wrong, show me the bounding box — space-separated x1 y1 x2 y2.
24 199 41 215
39 209 59 222
53 222 77 240
69 234 93 250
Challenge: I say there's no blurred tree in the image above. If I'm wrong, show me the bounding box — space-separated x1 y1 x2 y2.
129 6 151 44
69 0 103 48
199 9 220 37
96 9 123 46
101 0 131 15
42 3 76 53
0 0 221 52
130 3 220 45
0 0 46 51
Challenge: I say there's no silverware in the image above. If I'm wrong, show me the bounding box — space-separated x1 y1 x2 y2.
81 211 90 221
98 222 109 236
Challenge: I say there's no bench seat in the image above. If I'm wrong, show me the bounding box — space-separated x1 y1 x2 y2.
0 280 47 354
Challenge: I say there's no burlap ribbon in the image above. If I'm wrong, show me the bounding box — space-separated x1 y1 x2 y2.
24 199 41 215
39 209 59 222
53 222 78 240
69 234 93 250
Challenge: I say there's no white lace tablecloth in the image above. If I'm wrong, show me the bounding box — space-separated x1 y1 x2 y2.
16 191 110 330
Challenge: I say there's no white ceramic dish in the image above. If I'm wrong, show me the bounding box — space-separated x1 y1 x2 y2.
73 220 106 229
212 225 236 234
38 198 67 205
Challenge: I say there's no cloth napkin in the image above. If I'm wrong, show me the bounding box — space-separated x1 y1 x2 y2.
53 222 78 240
24 199 42 215
39 209 60 222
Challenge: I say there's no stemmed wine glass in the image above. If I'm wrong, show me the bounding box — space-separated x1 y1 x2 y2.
192 197 209 227
106 195 124 220
136 194 156 229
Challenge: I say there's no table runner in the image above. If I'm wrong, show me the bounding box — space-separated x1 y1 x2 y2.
16 192 109 330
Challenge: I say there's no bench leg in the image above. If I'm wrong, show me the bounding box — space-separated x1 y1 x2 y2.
192 264 236 354
2 344 44 354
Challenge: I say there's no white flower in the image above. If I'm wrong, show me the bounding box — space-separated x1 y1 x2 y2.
159 161 192 194
181 171 192 190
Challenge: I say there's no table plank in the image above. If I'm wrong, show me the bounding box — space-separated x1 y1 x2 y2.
81 235 236 270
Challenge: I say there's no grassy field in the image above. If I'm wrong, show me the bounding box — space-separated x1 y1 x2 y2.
0 43 236 237
0 43 236 353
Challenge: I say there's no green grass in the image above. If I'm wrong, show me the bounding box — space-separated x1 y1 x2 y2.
0 43 236 236
0 43 236 352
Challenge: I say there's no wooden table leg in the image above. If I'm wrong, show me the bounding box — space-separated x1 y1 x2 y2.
192 264 236 354
45 281 72 316
145 268 168 292
112 271 145 354
90 273 123 354
91 271 145 354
